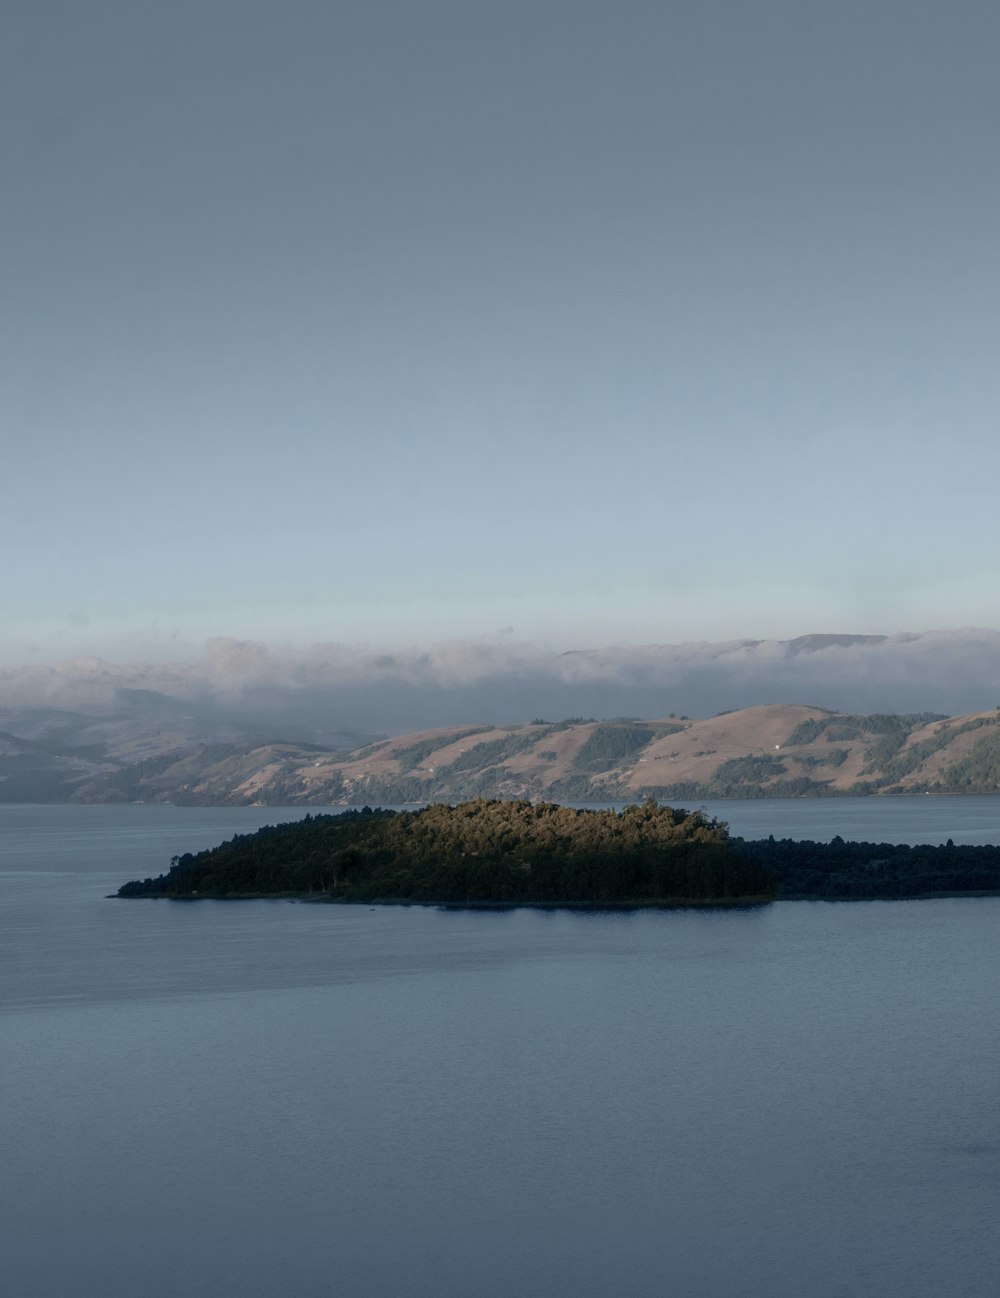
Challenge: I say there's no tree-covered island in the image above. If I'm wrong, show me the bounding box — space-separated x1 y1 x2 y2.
117 799 774 905
116 798 1000 904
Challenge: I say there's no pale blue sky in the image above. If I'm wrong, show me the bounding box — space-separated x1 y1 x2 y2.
4 0 999 661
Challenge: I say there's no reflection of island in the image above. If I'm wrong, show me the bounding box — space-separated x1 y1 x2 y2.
116 799 774 905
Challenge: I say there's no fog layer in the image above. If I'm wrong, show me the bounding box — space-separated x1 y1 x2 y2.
1 629 996 738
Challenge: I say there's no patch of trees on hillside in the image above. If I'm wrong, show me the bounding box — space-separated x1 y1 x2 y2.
573 724 656 772
393 727 495 772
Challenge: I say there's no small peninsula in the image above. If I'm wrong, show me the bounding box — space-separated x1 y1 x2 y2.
116 798 1000 904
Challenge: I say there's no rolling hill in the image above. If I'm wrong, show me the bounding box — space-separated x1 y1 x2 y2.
11 701 1000 805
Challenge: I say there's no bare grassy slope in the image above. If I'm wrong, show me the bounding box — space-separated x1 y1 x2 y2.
9 698 1000 805
111 704 1000 804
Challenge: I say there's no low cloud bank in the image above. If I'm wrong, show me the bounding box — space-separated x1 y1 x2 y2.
1 629 998 737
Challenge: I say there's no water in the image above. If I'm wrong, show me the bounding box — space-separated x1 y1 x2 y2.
3 799 1000 1297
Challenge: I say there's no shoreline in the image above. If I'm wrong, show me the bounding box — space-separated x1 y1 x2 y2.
112 892 776 909
111 888 1000 907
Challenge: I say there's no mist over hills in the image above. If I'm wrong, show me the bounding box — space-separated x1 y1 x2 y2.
2 628 1000 804
3 627 1000 733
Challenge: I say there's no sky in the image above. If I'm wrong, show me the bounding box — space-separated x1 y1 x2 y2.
4 0 1000 664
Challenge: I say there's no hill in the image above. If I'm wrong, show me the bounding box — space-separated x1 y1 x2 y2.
103 704 1000 805
8 701 1000 804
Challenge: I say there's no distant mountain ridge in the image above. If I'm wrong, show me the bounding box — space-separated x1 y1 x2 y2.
161 705 1000 806
6 700 1000 805
785 633 888 653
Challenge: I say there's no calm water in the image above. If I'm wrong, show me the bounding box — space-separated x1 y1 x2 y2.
3 799 1000 1297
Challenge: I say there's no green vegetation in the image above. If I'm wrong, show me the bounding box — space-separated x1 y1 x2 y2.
783 717 829 746
940 732 1000 792
117 796 1000 905
393 727 495 772
774 712 1000 794
547 773 610 801
711 754 786 790
256 769 348 806
635 777 835 802
531 717 597 728
117 798 775 905
635 754 833 801
737 834 1000 899
785 713 947 746
860 731 910 772
573 724 656 772
799 749 849 769
78 752 189 802
448 730 550 772
853 716 998 789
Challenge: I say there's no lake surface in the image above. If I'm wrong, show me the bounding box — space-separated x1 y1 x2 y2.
4 798 1000 1297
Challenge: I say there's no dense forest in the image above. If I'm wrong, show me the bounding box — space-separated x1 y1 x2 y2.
117 799 774 905
116 799 1000 905
736 834 1000 898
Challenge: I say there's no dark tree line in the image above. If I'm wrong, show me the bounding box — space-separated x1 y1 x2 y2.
734 834 1000 898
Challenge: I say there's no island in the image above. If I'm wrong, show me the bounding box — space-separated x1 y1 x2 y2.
116 799 775 906
116 798 1000 904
